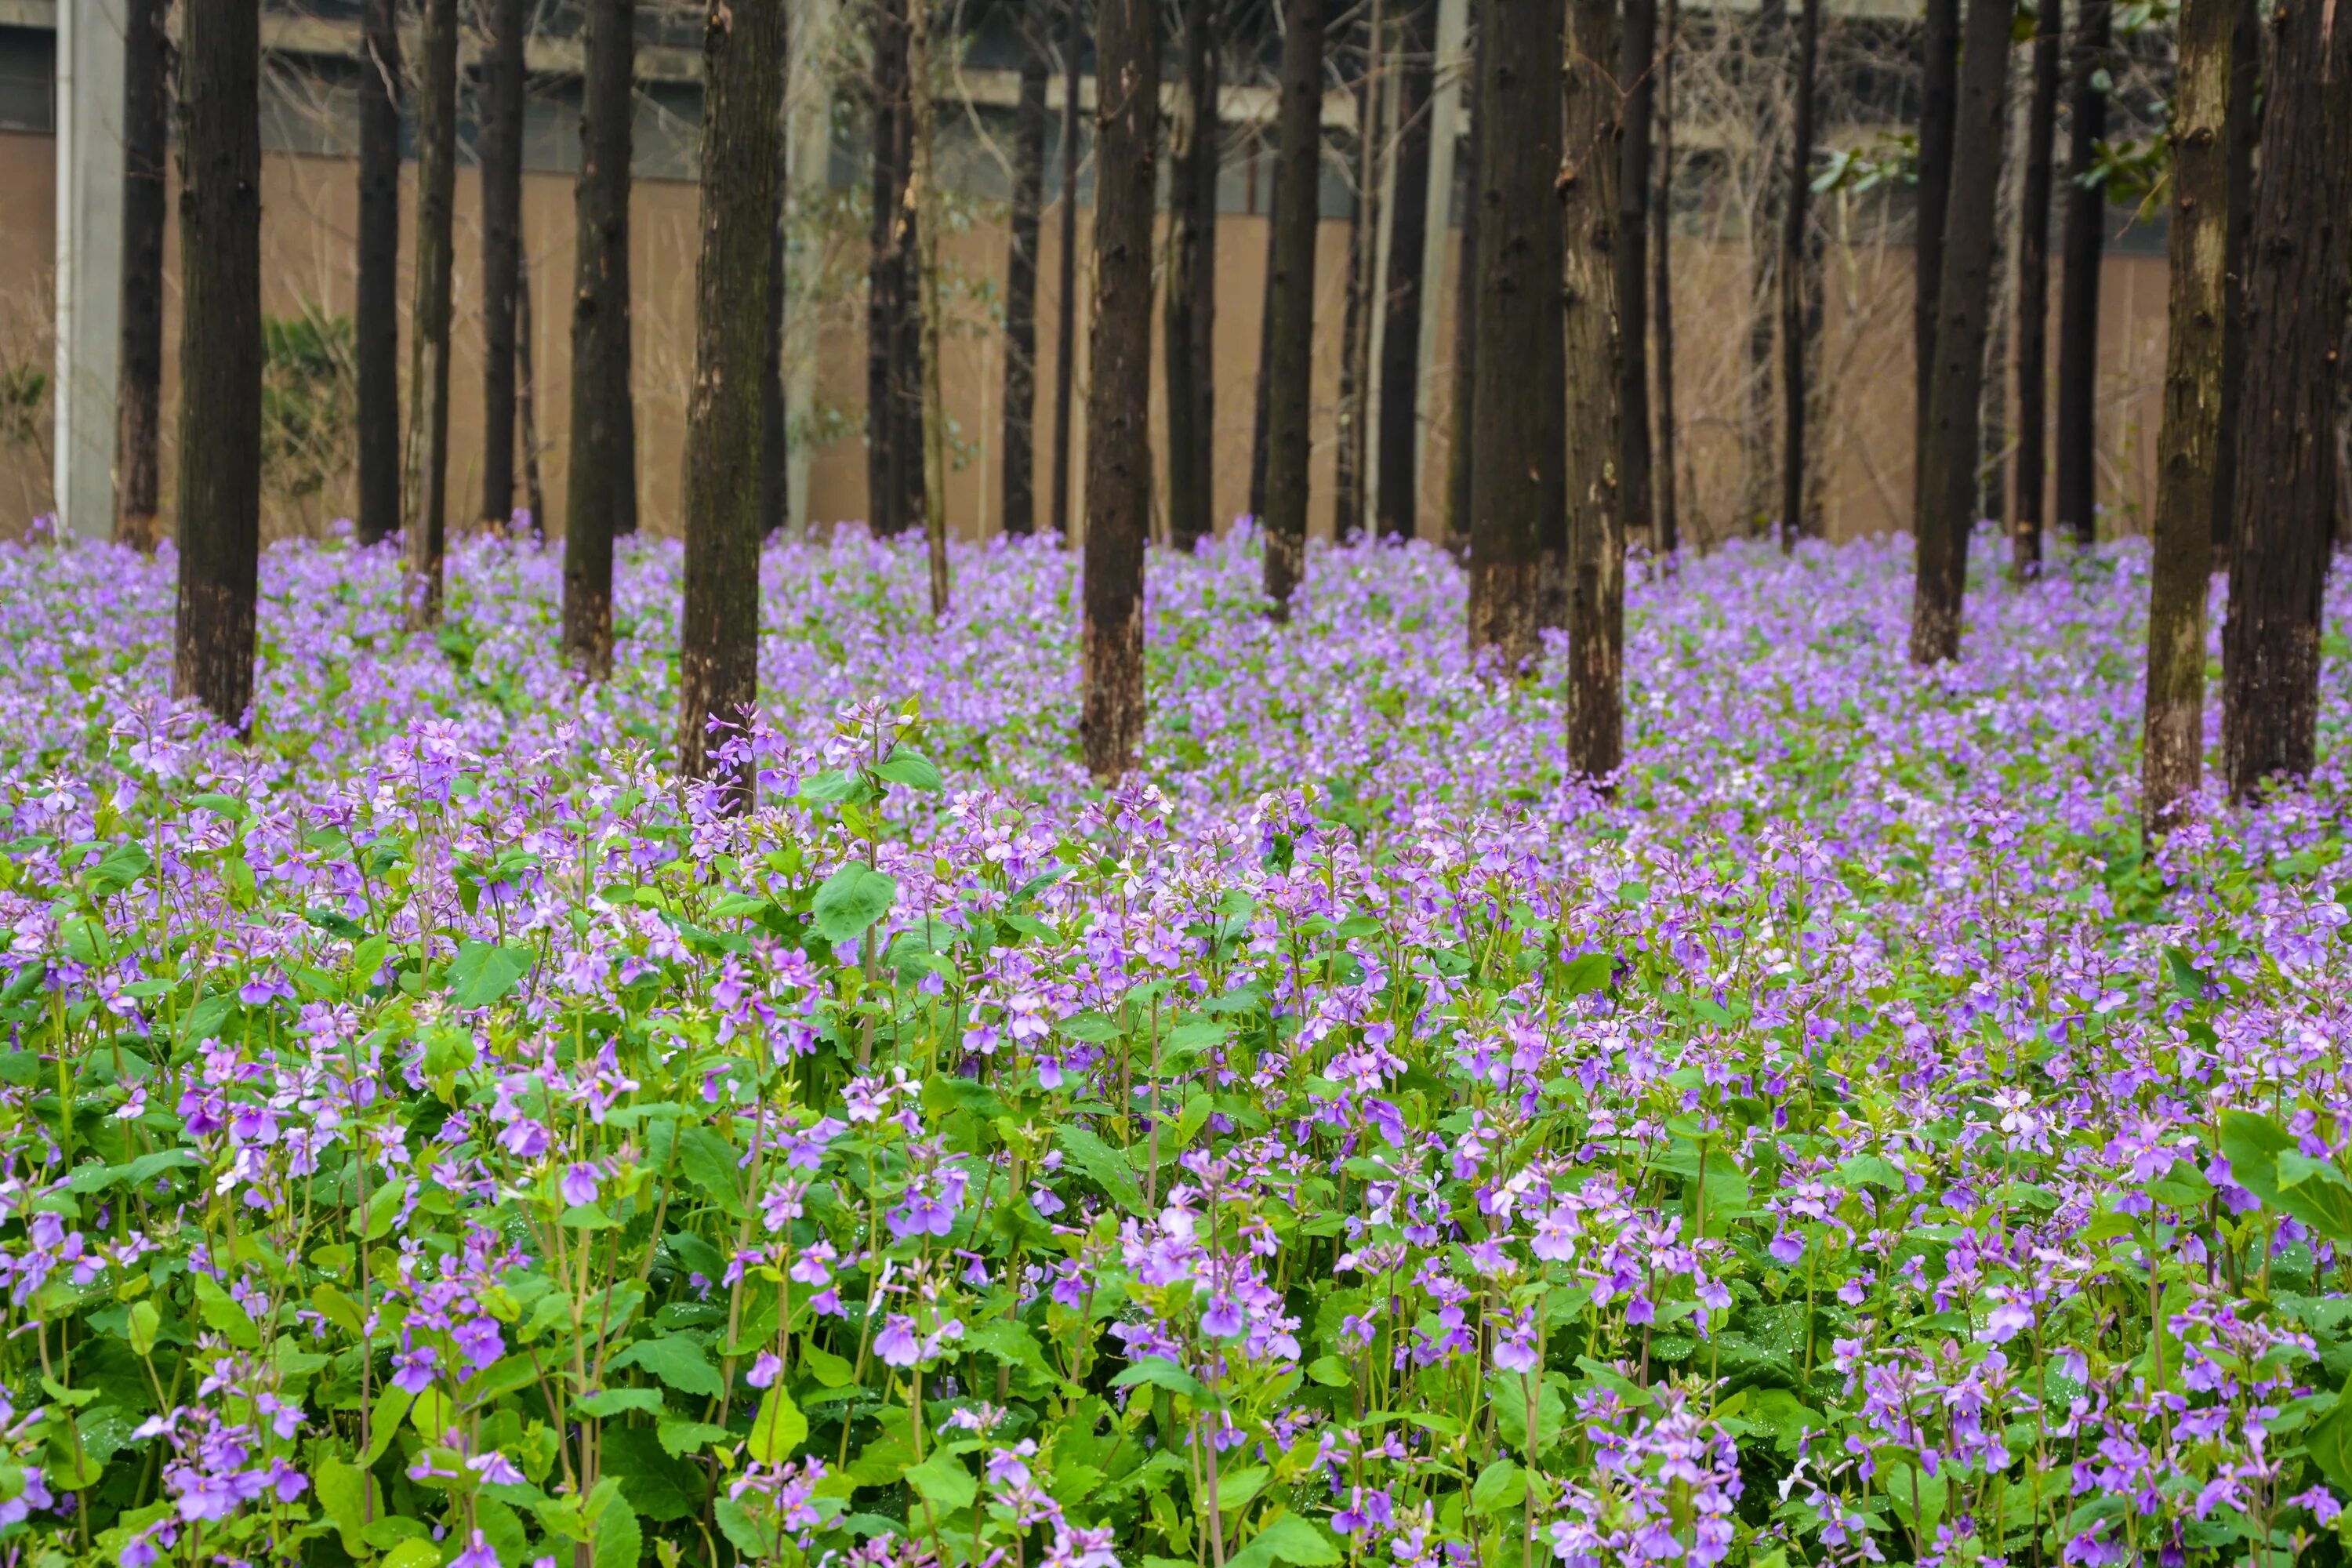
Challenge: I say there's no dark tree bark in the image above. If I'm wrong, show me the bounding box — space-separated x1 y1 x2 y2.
2142 0 2245 833
2220 0 2352 797
679 0 783 793
867 0 913 535
517 263 547 537
479 0 526 531
116 0 170 553
1912 0 1958 524
174 0 261 728
564 0 634 676
1909 0 2017 664
1742 0 1786 532
1051 0 1083 539
1652 0 1678 559
1470 0 1563 665
1002 8 1051 537
1617 0 1657 558
2052 0 2110 546
1776 0 1817 551
1261 0 1328 614
403 0 459 628
1082 0 1158 778
1376 0 1436 540
760 0 792 537
2008 0 2059 578
2211 0 2258 563
1334 9 1381 543
355 0 401 550
1562 0 1616 768
909 0 949 615
1250 155 1280 521
1166 0 1220 550
1443 82 1477 554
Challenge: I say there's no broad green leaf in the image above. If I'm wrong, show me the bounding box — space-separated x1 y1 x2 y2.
1215 1465 1269 1510
593 1497 642 1568
191 1275 260 1351
1469 1459 1526 1516
1111 1358 1205 1398
609 1334 725 1399
812 863 898 943
1057 1125 1149 1217
746 1382 808 1465
1562 952 1613 995
380 1541 442 1568
1229 1510 1341 1568
2275 1150 2352 1244
575 1388 664 1418
876 752 945 791
906 1454 978 1514
1490 1370 1568 1455
313 1453 377 1557
448 938 533 1008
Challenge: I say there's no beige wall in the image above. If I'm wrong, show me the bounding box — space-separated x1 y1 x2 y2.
0 129 2169 549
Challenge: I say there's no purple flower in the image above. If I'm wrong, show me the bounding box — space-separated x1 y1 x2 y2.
559 1163 601 1208
1768 1231 1806 1266
873 1314 921 1368
390 1345 440 1395
748 1352 783 1388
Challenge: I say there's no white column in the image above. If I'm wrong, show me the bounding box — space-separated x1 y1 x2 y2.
1413 0 1468 526
783 0 840 537
55 0 130 541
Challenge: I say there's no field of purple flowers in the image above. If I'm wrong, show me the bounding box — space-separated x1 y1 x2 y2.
0 527 2347 1568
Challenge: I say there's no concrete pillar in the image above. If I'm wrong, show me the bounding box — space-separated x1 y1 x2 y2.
1413 0 1468 521
55 0 130 541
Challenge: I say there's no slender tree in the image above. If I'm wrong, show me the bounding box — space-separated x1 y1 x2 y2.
1334 6 1383 542
1910 0 2018 664
1249 155 1280 521
679 0 783 789
2008 0 2060 577
2141 0 2246 832
478 0 526 532
403 0 459 628
1617 0 1657 557
517 263 548 535
2211 0 2257 562
909 0 950 615
115 0 170 552
1167 0 1221 549
1562 0 1616 767
355 0 401 549
174 0 262 728
2220 0 2352 797
1002 5 1051 536
1741 0 1786 531
867 0 913 535
1776 0 1818 551
2052 0 2110 546
1082 0 1159 777
1376 0 1437 540
564 0 634 675
1261 0 1328 614
1468 0 1563 666
1443 81 1478 554
1912 0 1958 522
1050 0 1083 538
1651 0 1678 558
760 0 793 536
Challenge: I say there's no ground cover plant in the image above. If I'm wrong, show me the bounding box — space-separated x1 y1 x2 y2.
0 527 2347 1567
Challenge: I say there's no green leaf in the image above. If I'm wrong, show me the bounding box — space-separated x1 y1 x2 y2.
1057 1125 1149 1217
1216 1465 1270 1510
677 1126 749 1219
802 1339 856 1388
812 862 898 944
313 1453 378 1558
448 939 534 1009
1562 952 1613 996
1229 1510 1342 1568
380 1540 442 1568
1305 1355 1350 1388
126 1300 160 1358
906 1454 978 1514
1490 1370 1567 1455
2307 1398 2352 1497
2220 1109 2296 1210
746 1382 808 1465
658 1418 733 1458
601 1426 699 1523
716 1494 775 1559
191 1274 260 1351
575 1388 665 1418
876 752 946 791
593 1494 643 1568
1111 1358 1204 1398
609 1334 726 1399
364 1385 412 1465
2275 1151 2352 1244
1469 1459 1526 1516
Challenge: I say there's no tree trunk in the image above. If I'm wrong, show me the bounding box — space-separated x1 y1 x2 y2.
115 0 170 553
1002 8 1050 537
2052 0 2109 546
1776 0 1817 552
1375 0 1436 541
760 0 792 537
1334 7 1382 543
563 0 633 677
1562 0 1617 768
680 0 783 793
1165 0 1219 550
403 0 459 628
1617 0 1657 558
174 0 262 729
2220 0 2352 797
1261 0 1328 614
1468 0 1563 665
479 0 526 531
1742 0 1786 534
2141 0 2244 833
1050 0 1083 539
2008 0 2058 578
1652 0 1678 559
1250 155 1280 522
355 0 401 550
867 0 911 536
517 263 546 537
1909 0 2017 664
1912 0 1958 529
1082 0 1158 778
909 0 950 616
1443 77 1477 554
2210 0 2258 564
